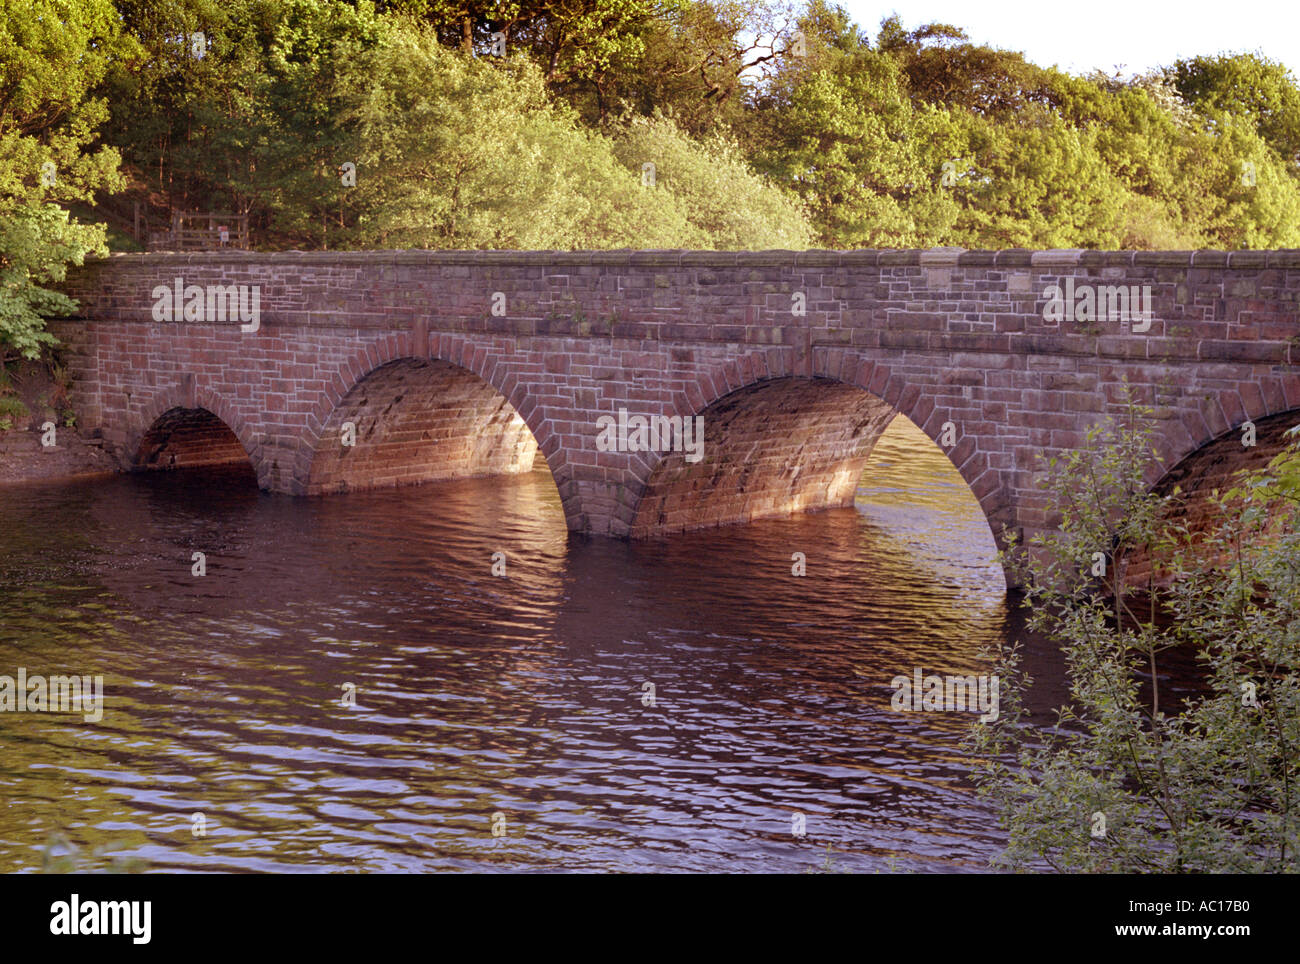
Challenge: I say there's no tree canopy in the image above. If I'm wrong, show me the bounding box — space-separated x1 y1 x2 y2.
7 0 1300 358
1 0 126 359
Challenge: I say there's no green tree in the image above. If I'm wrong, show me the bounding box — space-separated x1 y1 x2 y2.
385 0 669 87
82 0 1300 253
744 8 1300 250
254 0 387 245
338 25 695 248
1058 69 1300 249
970 402 1300 872
877 15 1060 117
746 18 959 248
943 110 1134 249
611 114 813 248
101 0 388 247
331 21 813 249
0 0 126 360
565 0 799 133
99 0 236 212
1170 53 1300 170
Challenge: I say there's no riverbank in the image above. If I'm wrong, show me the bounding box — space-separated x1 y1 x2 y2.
0 358 119 486
0 426 119 486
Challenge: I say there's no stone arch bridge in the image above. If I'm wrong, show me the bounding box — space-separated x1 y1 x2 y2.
56 249 1300 585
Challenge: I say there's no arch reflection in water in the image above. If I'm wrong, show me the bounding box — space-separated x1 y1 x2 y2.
0 411 1040 873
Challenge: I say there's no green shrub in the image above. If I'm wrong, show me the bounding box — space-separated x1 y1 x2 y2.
969 399 1300 872
0 396 28 423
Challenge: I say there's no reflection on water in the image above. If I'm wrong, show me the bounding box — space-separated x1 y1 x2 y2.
0 417 1062 873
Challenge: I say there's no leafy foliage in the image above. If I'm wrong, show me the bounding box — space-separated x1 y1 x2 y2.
0 0 125 360
970 400 1300 872
334 27 810 248
610 114 813 248
1170 53 1300 169
10 0 1300 359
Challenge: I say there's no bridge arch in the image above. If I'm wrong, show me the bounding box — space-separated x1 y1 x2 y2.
1124 405 1300 586
127 383 261 478
296 334 578 524
1151 382 1300 491
619 347 1011 549
1129 381 1298 555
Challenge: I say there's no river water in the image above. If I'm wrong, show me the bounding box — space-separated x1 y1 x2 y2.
0 418 1069 873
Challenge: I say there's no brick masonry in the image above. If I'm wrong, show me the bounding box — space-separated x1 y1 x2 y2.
55 248 1300 586
307 357 537 494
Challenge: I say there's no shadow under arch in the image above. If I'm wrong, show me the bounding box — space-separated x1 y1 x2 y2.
629 376 894 535
301 355 567 508
623 349 1009 554
1125 407 1300 586
127 384 258 478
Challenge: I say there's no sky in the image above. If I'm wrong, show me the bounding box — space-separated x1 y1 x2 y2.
836 1 1300 77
